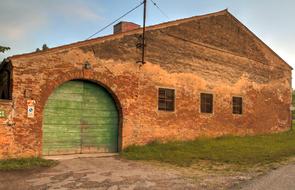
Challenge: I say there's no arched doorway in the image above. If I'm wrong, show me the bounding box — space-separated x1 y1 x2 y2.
42 80 119 155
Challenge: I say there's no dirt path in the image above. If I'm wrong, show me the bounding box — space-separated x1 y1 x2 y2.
0 157 198 190
0 156 260 190
238 163 295 190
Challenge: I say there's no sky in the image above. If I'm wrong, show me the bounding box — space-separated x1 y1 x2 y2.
0 0 294 85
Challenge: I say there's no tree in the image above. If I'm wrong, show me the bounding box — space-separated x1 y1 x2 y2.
0 46 10 53
42 44 49 51
35 44 49 52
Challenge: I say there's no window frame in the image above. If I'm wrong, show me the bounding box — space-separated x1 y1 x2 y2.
232 96 243 115
200 93 214 114
157 87 175 112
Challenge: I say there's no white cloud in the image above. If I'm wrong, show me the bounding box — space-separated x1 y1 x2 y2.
0 0 104 60
278 51 295 68
0 1 49 40
0 0 103 41
0 16 47 40
58 3 103 21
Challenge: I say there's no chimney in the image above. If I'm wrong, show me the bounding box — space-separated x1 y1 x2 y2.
113 21 140 34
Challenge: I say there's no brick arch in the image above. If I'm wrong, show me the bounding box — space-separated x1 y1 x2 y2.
36 69 123 156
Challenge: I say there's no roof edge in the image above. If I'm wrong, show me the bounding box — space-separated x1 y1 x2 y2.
226 11 292 70
9 9 292 71
9 9 228 59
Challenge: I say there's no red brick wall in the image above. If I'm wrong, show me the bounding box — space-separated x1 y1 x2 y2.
114 22 140 34
0 11 292 158
0 101 15 157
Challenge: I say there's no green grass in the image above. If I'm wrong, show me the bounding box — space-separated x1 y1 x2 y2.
0 157 58 171
122 127 295 167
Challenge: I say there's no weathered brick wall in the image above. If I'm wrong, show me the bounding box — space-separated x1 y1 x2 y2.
0 101 16 158
0 10 292 158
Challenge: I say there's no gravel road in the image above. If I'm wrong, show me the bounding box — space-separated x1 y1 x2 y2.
239 163 295 190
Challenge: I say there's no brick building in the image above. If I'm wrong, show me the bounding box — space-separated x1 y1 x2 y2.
0 10 292 158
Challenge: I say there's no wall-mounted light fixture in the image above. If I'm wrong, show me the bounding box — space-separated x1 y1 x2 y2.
83 61 92 70
24 89 32 98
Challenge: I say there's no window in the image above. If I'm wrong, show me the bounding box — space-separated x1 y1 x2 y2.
233 97 243 114
200 93 213 113
158 88 175 111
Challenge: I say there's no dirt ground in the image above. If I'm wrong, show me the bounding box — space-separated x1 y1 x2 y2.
0 156 270 190
238 163 295 190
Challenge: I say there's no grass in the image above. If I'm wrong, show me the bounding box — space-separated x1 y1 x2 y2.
0 157 58 171
122 127 295 167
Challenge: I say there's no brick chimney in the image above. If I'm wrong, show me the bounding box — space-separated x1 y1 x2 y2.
113 22 140 34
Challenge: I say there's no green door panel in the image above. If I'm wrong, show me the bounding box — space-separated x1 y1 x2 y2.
42 80 118 155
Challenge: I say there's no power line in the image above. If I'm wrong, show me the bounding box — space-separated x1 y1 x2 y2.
150 0 170 19
86 2 144 40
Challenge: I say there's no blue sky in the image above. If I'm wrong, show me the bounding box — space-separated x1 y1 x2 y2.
0 0 294 84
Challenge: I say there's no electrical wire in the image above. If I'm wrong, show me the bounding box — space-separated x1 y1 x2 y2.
150 0 170 19
86 2 144 40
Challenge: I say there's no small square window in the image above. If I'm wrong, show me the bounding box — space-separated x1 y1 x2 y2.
201 93 213 113
233 97 243 114
158 88 175 112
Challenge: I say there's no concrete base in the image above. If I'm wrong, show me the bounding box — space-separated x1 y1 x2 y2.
44 153 119 160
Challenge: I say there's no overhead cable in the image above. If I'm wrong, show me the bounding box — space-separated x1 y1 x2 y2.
150 0 170 19
86 2 144 40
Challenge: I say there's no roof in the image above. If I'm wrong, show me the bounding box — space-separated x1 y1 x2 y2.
9 9 292 70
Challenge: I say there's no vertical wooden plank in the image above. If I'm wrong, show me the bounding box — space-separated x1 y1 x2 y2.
43 81 83 155
42 80 119 155
81 82 118 153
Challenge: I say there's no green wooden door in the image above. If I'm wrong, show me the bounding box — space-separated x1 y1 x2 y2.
42 80 118 155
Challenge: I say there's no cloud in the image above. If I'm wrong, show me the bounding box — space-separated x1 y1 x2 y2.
57 2 103 21
0 1 47 40
0 0 103 41
0 16 47 41
71 6 101 20
277 50 295 67
0 0 105 60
